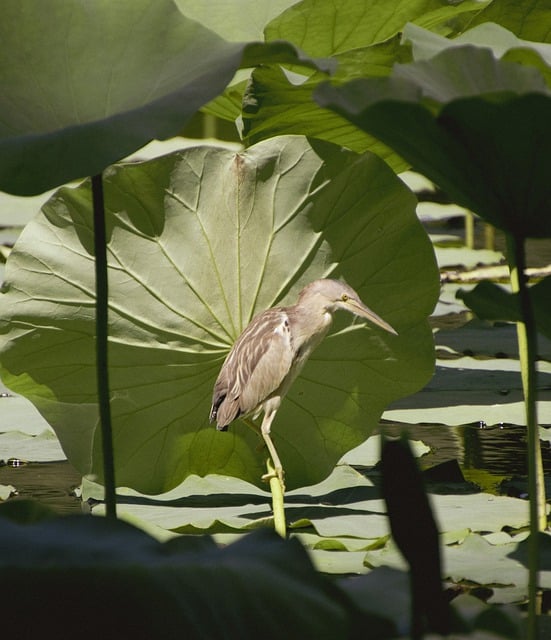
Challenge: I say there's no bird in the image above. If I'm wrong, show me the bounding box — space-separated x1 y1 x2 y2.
209 279 397 490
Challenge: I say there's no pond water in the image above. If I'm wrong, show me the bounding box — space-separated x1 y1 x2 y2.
2 420 550 514
0 459 84 515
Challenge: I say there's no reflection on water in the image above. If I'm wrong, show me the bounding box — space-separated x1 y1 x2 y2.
380 421 551 489
0 460 84 515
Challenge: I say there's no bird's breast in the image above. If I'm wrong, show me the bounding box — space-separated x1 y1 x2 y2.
288 311 332 369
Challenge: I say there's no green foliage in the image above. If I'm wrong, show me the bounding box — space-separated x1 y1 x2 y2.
1 1 551 637
316 43 551 237
206 0 488 166
314 17 551 637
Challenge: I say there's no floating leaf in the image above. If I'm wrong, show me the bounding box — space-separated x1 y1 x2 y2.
0 136 438 493
0 395 52 436
434 318 551 360
0 430 65 462
385 356 551 426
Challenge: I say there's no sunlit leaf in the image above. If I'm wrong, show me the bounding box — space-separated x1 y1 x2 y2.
263 0 485 54
241 65 403 167
434 318 551 360
0 136 437 493
0 430 65 462
174 0 298 42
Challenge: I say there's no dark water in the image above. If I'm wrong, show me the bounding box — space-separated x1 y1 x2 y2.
0 459 84 515
381 421 551 496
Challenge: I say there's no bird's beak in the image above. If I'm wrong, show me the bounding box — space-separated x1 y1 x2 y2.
348 299 398 335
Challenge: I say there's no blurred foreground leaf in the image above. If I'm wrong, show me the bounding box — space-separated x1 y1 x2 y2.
0 0 328 196
0 516 357 640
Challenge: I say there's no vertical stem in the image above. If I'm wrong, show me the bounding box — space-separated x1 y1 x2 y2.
202 112 217 139
266 459 286 538
464 211 474 249
507 234 545 637
91 174 117 520
484 223 495 251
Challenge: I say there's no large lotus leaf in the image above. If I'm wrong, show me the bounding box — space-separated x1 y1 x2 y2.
264 0 487 52
0 136 438 494
315 46 551 238
0 0 328 197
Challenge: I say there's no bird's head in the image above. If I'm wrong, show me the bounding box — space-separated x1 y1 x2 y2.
298 279 397 335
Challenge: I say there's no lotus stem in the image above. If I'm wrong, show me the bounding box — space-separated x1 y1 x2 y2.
506 233 545 637
91 174 117 520
267 459 286 538
465 211 474 249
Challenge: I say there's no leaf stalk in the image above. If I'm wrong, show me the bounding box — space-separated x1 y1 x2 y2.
506 233 546 637
92 174 117 520
267 459 286 538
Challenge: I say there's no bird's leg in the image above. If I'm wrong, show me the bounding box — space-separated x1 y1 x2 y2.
260 410 285 492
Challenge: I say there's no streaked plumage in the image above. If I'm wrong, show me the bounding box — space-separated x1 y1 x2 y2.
210 279 397 489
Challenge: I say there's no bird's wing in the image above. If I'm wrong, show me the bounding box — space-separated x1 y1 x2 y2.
210 308 295 427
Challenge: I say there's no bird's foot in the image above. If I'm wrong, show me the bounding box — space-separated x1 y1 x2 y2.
262 466 286 493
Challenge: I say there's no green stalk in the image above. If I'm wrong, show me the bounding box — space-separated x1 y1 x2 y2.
484 223 495 251
266 459 286 538
91 174 117 520
506 233 545 636
464 211 474 249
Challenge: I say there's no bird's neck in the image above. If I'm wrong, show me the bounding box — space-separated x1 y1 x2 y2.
289 305 333 351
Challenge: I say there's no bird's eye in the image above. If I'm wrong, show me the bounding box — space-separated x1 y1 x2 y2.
341 293 349 302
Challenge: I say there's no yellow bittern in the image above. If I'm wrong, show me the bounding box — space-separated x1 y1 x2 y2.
210 279 397 490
